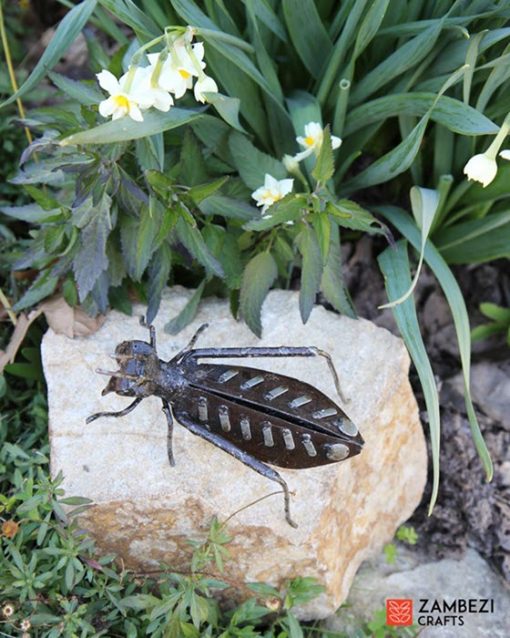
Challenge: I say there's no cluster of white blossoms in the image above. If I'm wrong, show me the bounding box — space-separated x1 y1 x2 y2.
252 122 340 214
463 113 510 187
97 27 218 122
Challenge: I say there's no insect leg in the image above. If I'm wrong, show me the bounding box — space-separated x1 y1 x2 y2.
176 412 298 528
184 346 347 402
85 398 142 424
161 399 176 467
139 316 156 348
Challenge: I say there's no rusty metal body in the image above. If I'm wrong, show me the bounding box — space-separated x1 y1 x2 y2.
87 321 364 527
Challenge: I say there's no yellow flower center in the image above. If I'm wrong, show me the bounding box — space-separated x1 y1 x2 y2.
179 69 191 79
304 135 315 146
113 95 130 109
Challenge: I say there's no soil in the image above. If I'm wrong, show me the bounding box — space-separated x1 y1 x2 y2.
339 237 510 585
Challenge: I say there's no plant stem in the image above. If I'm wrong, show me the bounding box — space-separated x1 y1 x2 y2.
0 0 32 145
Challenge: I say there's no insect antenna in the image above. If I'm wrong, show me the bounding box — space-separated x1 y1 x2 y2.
95 368 138 380
175 323 209 359
310 347 348 404
139 315 157 349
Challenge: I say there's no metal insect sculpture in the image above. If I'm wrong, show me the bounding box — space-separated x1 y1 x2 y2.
86 319 364 527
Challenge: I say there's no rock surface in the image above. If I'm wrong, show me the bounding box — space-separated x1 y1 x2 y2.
325 547 510 637
42 288 427 619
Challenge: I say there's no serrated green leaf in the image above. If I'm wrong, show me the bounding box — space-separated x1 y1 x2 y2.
189 177 229 205
320 227 356 319
72 192 111 301
312 125 334 183
240 251 277 336
0 204 61 223
175 217 224 278
164 281 206 334
244 194 306 230
312 213 331 265
199 196 258 221
12 271 59 312
327 199 382 234
298 226 323 323
147 243 172 324
61 107 205 145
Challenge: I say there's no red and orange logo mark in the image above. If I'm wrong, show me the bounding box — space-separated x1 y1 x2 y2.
386 599 413 626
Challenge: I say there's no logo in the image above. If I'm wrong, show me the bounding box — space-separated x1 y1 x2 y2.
386 599 413 626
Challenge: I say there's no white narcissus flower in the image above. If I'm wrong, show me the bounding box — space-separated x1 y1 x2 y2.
251 174 294 214
295 121 342 161
194 74 218 103
499 150 510 160
149 37 207 99
463 153 498 187
97 69 148 121
136 65 174 112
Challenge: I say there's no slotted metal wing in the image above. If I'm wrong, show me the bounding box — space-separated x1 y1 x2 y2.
172 384 362 469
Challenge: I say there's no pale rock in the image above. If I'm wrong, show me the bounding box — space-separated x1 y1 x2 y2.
42 288 427 619
325 547 510 636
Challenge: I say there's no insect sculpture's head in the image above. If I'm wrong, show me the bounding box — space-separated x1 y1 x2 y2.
100 339 161 398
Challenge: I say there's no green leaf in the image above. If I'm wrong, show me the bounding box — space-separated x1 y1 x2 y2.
205 93 245 131
244 194 306 230
282 0 332 77
285 611 304 638
229 132 286 190
378 241 440 513
380 186 439 309
189 177 229 205
479 302 510 323
240 251 277 336
312 125 334 183
60 107 205 145
344 93 498 137
1 0 98 108
349 21 444 105
164 281 206 334
435 211 510 264
175 217 224 278
298 226 323 323
72 192 111 301
327 199 382 234
12 271 59 312
0 204 62 223
312 212 331 265
198 195 258 221
134 200 160 281
180 129 208 186
320 226 356 318
286 90 322 137
98 0 160 37
377 205 493 484
48 71 103 106
146 244 172 324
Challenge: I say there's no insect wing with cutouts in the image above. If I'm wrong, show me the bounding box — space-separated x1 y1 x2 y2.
173 362 363 469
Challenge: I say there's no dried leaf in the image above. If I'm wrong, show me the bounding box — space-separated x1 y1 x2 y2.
40 296 105 337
